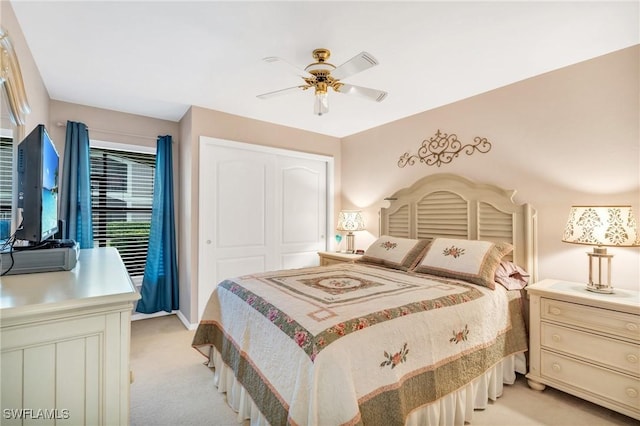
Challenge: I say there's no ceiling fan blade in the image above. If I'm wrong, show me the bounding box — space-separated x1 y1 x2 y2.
336 83 388 102
262 56 313 79
257 86 303 100
331 51 379 80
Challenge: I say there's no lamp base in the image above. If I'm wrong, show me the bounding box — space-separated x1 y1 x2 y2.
586 283 614 294
345 232 355 254
586 249 614 294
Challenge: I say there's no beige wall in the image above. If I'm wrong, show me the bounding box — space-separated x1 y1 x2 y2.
178 106 341 323
48 100 179 154
1 1 49 138
178 107 194 325
342 45 640 290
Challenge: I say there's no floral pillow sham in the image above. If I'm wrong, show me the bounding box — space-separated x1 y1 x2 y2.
356 235 430 271
412 237 513 289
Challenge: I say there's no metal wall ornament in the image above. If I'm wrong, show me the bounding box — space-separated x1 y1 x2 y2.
398 129 492 168
0 27 31 126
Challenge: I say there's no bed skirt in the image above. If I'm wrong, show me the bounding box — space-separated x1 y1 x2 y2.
206 345 527 426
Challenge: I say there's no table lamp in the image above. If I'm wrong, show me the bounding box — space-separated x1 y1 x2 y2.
336 210 365 253
562 205 639 293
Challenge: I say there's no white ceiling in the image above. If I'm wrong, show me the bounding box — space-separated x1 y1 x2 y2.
9 1 639 138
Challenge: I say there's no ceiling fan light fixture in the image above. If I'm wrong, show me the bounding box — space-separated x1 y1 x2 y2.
314 92 329 116
314 82 329 116
258 48 387 116
305 63 335 73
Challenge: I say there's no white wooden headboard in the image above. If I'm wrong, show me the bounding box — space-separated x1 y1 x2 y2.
380 173 538 281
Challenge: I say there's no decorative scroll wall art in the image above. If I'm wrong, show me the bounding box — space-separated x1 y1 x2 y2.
398 129 492 168
0 27 31 126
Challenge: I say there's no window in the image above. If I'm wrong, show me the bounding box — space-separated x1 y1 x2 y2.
0 136 13 239
90 144 155 278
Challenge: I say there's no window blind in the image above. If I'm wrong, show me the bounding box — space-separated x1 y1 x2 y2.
0 137 13 221
90 146 155 277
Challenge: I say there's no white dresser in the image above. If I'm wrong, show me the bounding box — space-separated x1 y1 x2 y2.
0 247 140 425
526 279 640 420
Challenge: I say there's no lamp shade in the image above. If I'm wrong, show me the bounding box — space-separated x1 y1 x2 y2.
336 210 365 232
562 205 640 247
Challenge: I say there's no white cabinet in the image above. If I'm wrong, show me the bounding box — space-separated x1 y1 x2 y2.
317 251 362 266
526 279 640 420
1 248 139 425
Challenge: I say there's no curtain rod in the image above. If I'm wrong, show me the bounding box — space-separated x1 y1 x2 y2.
55 121 158 141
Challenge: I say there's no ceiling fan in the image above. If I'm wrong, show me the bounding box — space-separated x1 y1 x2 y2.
257 48 388 116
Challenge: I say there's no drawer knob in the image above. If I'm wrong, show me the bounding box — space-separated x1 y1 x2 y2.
625 323 638 332
627 354 639 364
552 363 561 372
550 307 562 316
552 334 561 343
626 388 638 399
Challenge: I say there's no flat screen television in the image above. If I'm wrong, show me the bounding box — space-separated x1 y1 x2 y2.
15 124 59 245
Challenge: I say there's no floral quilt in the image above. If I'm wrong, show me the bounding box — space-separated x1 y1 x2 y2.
192 263 527 426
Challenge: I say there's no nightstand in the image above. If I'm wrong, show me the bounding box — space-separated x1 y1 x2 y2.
318 251 363 266
526 279 640 420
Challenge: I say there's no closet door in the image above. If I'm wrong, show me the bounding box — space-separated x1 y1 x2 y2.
277 155 327 269
198 137 330 320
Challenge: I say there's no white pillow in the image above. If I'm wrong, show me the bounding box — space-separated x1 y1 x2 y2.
413 238 513 289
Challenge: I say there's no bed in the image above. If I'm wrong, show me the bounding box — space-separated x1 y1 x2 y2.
193 173 538 425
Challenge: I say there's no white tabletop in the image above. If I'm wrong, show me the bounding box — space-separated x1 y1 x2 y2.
527 278 640 315
1 247 139 321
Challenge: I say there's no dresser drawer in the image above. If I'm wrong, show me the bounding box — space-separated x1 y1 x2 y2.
541 350 640 415
541 322 640 376
541 298 640 342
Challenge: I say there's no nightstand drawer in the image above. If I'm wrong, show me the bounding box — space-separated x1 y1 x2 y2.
541 298 640 342
541 322 640 376
541 351 640 415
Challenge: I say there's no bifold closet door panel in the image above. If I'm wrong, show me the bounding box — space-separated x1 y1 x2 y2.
277 154 327 270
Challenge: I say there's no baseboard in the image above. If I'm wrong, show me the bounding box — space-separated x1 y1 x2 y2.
176 310 197 330
131 309 197 330
131 310 173 321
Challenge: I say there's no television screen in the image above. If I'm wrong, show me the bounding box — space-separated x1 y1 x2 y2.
15 124 59 244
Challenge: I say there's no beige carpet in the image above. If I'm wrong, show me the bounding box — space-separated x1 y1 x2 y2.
130 315 637 426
